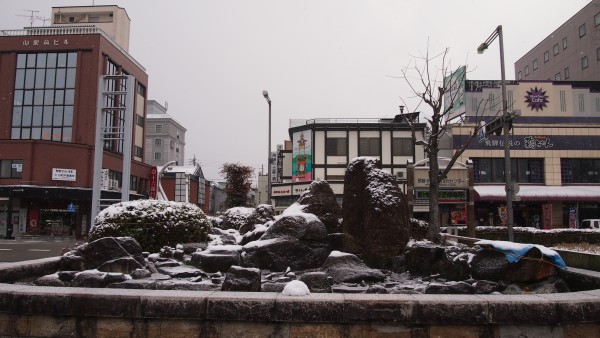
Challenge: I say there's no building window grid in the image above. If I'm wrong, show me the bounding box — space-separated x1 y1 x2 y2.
103 59 126 154
561 158 600 183
155 124 163 133
473 158 544 183
12 52 77 142
155 138 162 147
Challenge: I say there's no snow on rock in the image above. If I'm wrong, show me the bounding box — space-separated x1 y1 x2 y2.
282 280 310 296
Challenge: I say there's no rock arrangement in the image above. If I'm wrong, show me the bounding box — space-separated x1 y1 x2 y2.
30 173 571 295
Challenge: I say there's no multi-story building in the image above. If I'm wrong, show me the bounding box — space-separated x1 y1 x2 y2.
452 80 600 229
144 100 186 166
271 117 426 214
0 5 151 239
514 0 600 81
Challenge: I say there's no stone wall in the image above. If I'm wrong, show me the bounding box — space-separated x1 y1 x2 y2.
2 281 600 337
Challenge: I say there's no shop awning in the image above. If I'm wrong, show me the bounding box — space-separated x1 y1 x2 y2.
474 185 600 202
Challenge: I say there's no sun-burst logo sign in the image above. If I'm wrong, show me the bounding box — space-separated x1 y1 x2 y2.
525 87 549 111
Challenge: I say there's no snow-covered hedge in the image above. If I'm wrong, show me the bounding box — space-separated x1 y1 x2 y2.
89 199 211 252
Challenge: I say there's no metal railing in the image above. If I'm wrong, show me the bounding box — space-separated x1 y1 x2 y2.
1 26 145 71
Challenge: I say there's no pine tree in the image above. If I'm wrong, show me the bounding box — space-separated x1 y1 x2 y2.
220 162 254 208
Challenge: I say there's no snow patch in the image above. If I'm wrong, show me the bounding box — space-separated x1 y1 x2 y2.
282 280 310 296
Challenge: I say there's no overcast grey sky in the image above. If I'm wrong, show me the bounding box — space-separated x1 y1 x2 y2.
1 0 591 181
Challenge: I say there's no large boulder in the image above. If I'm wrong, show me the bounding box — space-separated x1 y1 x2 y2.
471 245 559 283
190 245 242 273
241 213 330 271
404 241 473 281
321 251 385 284
239 204 275 235
297 180 342 233
221 266 261 292
62 237 145 272
341 157 410 268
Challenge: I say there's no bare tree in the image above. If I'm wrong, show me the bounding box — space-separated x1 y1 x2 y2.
398 48 488 242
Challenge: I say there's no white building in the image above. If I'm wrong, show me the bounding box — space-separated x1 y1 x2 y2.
144 100 186 166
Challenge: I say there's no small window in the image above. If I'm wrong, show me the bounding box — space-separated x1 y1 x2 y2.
533 59 538 70
154 152 162 160
525 65 530 76
596 12 600 26
359 137 380 156
155 124 163 133
517 71 522 80
553 44 559 56
597 47 600 61
136 114 144 127
326 137 347 156
392 138 414 156
555 73 561 81
582 56 589 69
0 160 23 179
562 37 568 50
544 51 549 62
565 67 570 80
155 138 162 147
579 23 586 38
134 146 143 158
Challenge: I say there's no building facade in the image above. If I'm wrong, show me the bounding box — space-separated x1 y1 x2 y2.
144 100 186 166
514 0 600 81
271 117 426 214
453 80 600 229
0 6 151 239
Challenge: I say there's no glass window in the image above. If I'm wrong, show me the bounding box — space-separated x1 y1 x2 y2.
562 37 568 50
579 23 586 38
597 47 600 61
155 124 163 133
553 44 559 56
155 138 162 147
136 114 144 126
473 158 544 183
359 137 380 156
582 56 589 69
0 160 23 179
11 52 77 143
532 59 538 70
562 159 600 183
525 66 529 76
564 67 570 80
555 73 561 81
392 138 414 156
596 12 600 26
325 137 347 156
517 71 522 80
154 152 162 160
544 51 549 62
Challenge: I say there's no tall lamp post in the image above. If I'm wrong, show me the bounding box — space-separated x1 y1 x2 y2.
262 90 272 205
477 25 514 241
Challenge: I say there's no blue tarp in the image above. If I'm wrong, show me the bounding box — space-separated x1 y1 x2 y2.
475 240 567 269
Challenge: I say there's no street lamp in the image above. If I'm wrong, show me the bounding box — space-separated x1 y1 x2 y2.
478 25 515 241
262 90 272 205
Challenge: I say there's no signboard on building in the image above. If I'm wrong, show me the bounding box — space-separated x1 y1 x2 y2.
445 66 466 120
292 130 312 182
149 167 158 199
52 168 76 181
413 167 469 188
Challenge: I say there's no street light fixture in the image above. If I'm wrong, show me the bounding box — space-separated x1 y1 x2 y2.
477 25 515 241
262 90 272 205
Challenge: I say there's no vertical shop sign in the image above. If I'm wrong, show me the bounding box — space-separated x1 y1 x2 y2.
568 207 578 228
542 204 553 230
149 167 158 199
292 130 312 182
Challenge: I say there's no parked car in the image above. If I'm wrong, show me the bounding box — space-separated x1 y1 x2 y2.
580 219 600 230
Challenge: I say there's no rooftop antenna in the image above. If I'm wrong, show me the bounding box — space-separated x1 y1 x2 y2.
17 10 40 27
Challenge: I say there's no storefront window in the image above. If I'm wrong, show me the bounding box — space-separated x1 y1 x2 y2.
473 158 544 183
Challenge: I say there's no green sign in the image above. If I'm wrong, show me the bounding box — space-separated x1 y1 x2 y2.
416 190 466 201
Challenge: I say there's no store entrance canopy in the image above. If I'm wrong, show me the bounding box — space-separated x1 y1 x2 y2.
475 185 600 202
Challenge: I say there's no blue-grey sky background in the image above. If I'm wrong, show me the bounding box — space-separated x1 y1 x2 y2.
1 0 591 181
